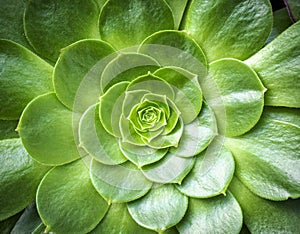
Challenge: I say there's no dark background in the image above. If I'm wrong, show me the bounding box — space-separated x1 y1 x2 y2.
270 0 285 11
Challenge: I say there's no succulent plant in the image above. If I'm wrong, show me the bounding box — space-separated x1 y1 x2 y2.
0 0 300 233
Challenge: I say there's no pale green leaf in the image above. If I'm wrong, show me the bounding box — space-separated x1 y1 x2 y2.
79 104 127 165
225 109 300 200
246 21 300 107
177 139 235 198
208 58 265 136
177 192 243 234
127 184 188 232
230 177 300 233
91 160 152 203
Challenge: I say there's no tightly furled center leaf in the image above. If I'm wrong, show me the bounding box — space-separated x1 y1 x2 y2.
99 72 186 149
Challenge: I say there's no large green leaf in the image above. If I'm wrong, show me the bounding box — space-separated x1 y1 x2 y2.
37 159 109 234
127 184 188 232
225 109 300 201
0 139 49 221
208 58 265 136
100 53 159 93
91 160 152 203
24 0 100 61
91 203 155 234
54 39 115 112
0 0 31 49
182 0 272 61
170 102 217 157
177 192 243 234
177 140 235 198
0 39 53 120
99 0 174 49
79 105 127 165
246 21 300 107
141 152 195 184
140 30 207 77
154 67 203 124
18 93 81 165
230 177 300 233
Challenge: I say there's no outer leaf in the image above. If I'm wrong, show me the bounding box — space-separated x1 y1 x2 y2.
79 104 127 165
127 184 188 232
262 106 300 128
24 0 100 61
18 93 81 165
99 0 174 49
11 203 43 234
0 120 18 140
170 102 217 157
0 139 49 221
208 58 265 136
177 192 243 234
164 0 188 29
0 0 31 49
177 140 235 198
91 203 155 234
37 159 109 234
141 152 195 184
91 160 152 203
54 39 115 112
140 30 207 77
230 177 300 233
101 53 159 93
225 110 300 200
120 141 168 168
154 67 202 124
0 39 53 120
265 8 292 44
99 82 129 137
182 0 272 61
246 21 300 107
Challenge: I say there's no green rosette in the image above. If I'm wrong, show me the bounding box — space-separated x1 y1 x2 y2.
0 0 299 233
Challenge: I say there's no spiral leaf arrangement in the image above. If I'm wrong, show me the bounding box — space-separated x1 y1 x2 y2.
0 0 300 233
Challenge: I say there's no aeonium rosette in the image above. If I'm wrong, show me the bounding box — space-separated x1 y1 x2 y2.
0 0 300 233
